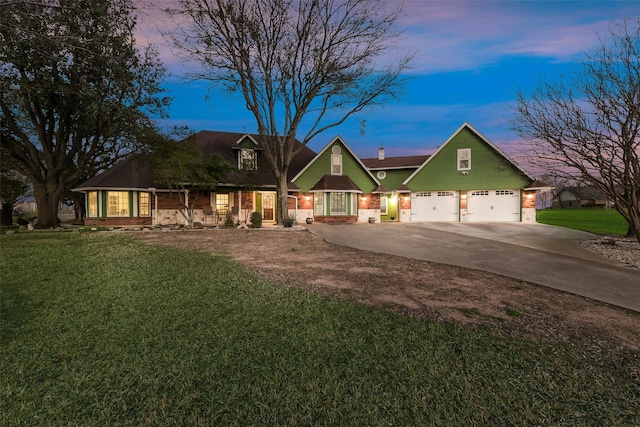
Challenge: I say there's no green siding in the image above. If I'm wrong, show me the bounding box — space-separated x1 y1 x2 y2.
376 169 413 192
293 138 377 193
406 127 530 191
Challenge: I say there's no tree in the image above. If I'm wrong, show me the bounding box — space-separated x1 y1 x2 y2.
0 150 30 226
0 0 169 228
144 130 230 228
511 19 640 243
165 0 413 224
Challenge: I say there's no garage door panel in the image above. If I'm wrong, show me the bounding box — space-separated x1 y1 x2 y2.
411 191 459 222
467 190 520 222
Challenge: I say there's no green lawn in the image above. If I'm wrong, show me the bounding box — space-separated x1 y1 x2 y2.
537 208 628 235
1 232 638 425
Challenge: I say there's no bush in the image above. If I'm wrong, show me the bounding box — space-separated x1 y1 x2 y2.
249 211 262 228
222 211 235 228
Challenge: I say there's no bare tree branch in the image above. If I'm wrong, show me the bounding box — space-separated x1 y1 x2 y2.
164 0 414 223
511 18 640 243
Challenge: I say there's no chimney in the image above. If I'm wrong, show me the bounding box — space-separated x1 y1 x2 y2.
378 147 385 160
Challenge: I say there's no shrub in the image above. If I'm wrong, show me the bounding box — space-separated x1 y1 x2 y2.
222 211 235 228
249 211 262 228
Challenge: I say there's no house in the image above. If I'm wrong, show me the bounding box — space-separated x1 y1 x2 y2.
552 186 612 209
73 131 316 226
73 123 538 226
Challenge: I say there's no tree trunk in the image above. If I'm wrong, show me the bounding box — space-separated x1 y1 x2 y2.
626 208 640 245
1 202 13 226
33 184 62 229
276 173 289 225
71 193 86 221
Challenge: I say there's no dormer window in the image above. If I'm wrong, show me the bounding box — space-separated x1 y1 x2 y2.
239 148 257 170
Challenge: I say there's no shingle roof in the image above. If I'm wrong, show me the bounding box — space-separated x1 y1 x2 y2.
75 130 317 191
360 155 430 170
310 175 362 192
395 184 412 193
76 154 157 189
372 184 389 193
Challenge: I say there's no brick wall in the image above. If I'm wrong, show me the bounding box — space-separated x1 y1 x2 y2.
314 215 358 224
84 217 153 226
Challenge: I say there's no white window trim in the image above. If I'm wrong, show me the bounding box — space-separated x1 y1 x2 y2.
239 148 257 170
380 195 388 215
330 192 347 215
314 193 325 215
107 191 129 217
331 153 342 175
457 148 471 171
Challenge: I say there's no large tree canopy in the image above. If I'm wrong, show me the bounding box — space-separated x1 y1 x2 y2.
166 0 413 224
511 19 640 243
0 0 169 228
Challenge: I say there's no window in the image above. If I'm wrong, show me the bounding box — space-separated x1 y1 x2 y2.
415 192 431 197
216 193 229 216
437 191 455 197
107 191 129 217
87 191 98 217
496 190 514 195
331 146 342 175
313 193 324 215
377 171 386 180
330 192 347 215
139 192 151 217
471 190 489 196
239 148 257 170
457 148 471 170
380 196 388 215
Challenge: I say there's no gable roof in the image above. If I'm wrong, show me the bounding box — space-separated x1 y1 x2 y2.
291 135 380 186
74 130 317 191
75 154 156 191
309 174 362 193
402 122 534 185
555 186 608 200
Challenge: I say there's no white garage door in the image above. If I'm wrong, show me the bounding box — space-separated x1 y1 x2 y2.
411 191 459 222
467 190 520 222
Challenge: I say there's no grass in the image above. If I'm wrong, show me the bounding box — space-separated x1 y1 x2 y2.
537 208 628 236
2 233 639 425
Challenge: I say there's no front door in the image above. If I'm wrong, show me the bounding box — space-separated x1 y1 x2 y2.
262 193 275 221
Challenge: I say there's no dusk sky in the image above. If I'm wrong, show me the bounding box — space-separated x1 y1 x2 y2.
139 1 638 162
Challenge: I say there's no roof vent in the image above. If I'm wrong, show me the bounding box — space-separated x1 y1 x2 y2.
378 147 385 160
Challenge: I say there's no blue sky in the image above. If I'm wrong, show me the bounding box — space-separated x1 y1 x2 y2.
141 1 638 161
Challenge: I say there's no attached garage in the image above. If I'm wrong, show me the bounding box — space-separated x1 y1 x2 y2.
467 189 520 222
411 191 459 221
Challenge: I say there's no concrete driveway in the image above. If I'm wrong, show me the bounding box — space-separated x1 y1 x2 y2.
308 222 640 312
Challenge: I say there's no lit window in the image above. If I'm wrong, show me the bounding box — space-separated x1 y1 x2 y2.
87 191 98 217
314 193 324 215
239 148 257 170
457 148 471 170
330 192 347 215
216 193 229 216
107 191 129 217
139 192 151 217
